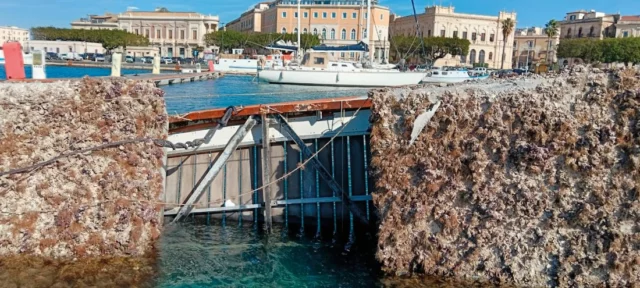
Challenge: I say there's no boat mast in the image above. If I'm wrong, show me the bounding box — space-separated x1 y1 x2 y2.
366 0 373 63
297 0 301 59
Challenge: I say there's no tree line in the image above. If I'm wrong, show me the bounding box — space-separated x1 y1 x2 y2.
31 27 150 52
203 30 321 53
557 37 640 65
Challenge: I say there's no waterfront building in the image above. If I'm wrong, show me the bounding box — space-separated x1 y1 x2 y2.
389 5 517 69
558 10 618 40
27 40 105 54
70 8 219 58
226 3 270 33
227 0 391 63
512 27 559 68
0 26 30 50
70 14 120 30
615 16 640 38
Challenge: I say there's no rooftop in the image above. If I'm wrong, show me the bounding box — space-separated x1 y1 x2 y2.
619 15 640 21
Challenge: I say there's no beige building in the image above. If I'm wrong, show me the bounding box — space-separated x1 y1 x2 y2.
390 5 517 68
227 2 269 33
558 10 618 39
615 15 640 38
71 14 119 30
227 0 391 62
27 40 105 54
0 26 30 50
70 8 219 58
512 27 559 69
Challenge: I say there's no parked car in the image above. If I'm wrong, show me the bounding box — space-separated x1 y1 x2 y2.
61 53 83 61
161 57 173 64
95 54 105 62
171 57 183 64
45 52 59 60
496 69 517 78
125 55 134 63
84 53 96 61
513 68 529 75
470 67 488 76
140 56 155 63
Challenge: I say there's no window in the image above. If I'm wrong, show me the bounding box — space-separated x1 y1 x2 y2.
340 52 345 57
569 15 576 20
342 12 347 19
460 54 466 63
427 30 431 37
470 49 476 64
156 29 161 39
294 12 298 18
623 31 629 37
193 30 197 40
134 28 139 35
380 14 383 20
282 12 287 18
180 30 185 40
145 29 150 38
481 33 486 41
350 52 354 58
351 29 356 40
313 57 325 64
282 27 287 34
365 13 368 19
323 12 327 18
330 28 335 39
578 27 583 37
352 12 357 19
56 47 59 53
453 31 458 38
440 30 445 37
488 52 493 60
567 28 572 36
304 12 308 18
169 30 173 39
471 32 477 41
332 12 336 18
363 28 367 38
294 28 298 34
490 34 495 42
322 28 327 39
341 29 346 40
44 47 47 52
479 50 486 63
304 28 308 33
589 26 594 36
313 28 318 35
314 12 318 18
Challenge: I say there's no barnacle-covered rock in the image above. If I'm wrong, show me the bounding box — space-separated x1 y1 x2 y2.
370 68 640 287
0 78 167 258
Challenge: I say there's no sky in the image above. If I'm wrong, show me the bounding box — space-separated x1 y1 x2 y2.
0 0 638 29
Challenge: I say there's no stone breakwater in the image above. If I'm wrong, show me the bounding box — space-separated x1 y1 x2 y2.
0 78 168 258
370 67 639 287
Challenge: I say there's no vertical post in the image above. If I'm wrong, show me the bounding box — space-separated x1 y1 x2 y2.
297 0 301 58
32 51 46 80
152 56 161 74
261 114 273 233
111 53 122 77
366 0 373 62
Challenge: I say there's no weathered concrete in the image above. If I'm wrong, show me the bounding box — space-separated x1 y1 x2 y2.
370 67 640 287
0 78 168 258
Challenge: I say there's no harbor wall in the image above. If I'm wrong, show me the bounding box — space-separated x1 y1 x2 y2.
0 78 168 258
369 67 639 287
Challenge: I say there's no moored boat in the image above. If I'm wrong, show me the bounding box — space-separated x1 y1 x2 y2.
422 67 489 83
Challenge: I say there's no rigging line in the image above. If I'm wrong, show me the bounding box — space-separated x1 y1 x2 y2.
410 0 427 60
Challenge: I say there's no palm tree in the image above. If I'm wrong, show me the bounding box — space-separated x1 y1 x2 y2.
544 20 559 65
501 18 515 69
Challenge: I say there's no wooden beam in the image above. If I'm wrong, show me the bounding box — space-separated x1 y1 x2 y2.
171 116 258 223
261 114 273 233
273 114 368 224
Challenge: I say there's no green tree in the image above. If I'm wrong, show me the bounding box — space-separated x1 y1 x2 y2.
501 18 515 69
423 37 470 62
30 27 148 54
544 20 559 64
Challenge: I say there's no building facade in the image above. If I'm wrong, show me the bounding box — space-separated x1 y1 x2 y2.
27 40 105 54
615 16 640 38
227 3 269 33
70 8 219 58
0 26 30 50
512 27 559 69
390 5 516 69
227 0 391 63
70 14 120 30
558 10 618 39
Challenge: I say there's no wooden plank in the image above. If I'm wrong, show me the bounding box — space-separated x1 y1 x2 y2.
261 114 273 233
171 116 258 223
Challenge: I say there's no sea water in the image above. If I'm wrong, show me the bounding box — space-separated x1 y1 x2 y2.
0 65 156 79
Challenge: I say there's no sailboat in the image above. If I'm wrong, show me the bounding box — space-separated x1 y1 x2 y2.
257 0 425 87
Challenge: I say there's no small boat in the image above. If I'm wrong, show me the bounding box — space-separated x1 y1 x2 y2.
258 51 425 87
422 67 489 84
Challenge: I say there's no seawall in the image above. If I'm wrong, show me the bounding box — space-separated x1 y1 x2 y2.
370 67 639 287
0 78 168 259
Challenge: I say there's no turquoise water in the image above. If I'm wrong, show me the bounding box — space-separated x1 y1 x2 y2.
162 75 369 114
0 65 156 79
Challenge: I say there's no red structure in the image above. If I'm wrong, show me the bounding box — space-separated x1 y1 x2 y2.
208 60 214 72
2 42 26 80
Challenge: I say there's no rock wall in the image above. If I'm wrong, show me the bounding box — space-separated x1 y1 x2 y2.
370 68 639 287
0 78 167 258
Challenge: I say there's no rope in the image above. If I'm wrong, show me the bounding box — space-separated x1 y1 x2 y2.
0 102 366 215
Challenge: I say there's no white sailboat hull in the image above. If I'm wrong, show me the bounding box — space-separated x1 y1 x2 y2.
258 70 425 87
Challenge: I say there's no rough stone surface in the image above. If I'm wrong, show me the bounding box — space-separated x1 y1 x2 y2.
0 78 167 258
370 67 640 287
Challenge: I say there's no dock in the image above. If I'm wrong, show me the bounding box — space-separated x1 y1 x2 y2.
124 72 221 86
